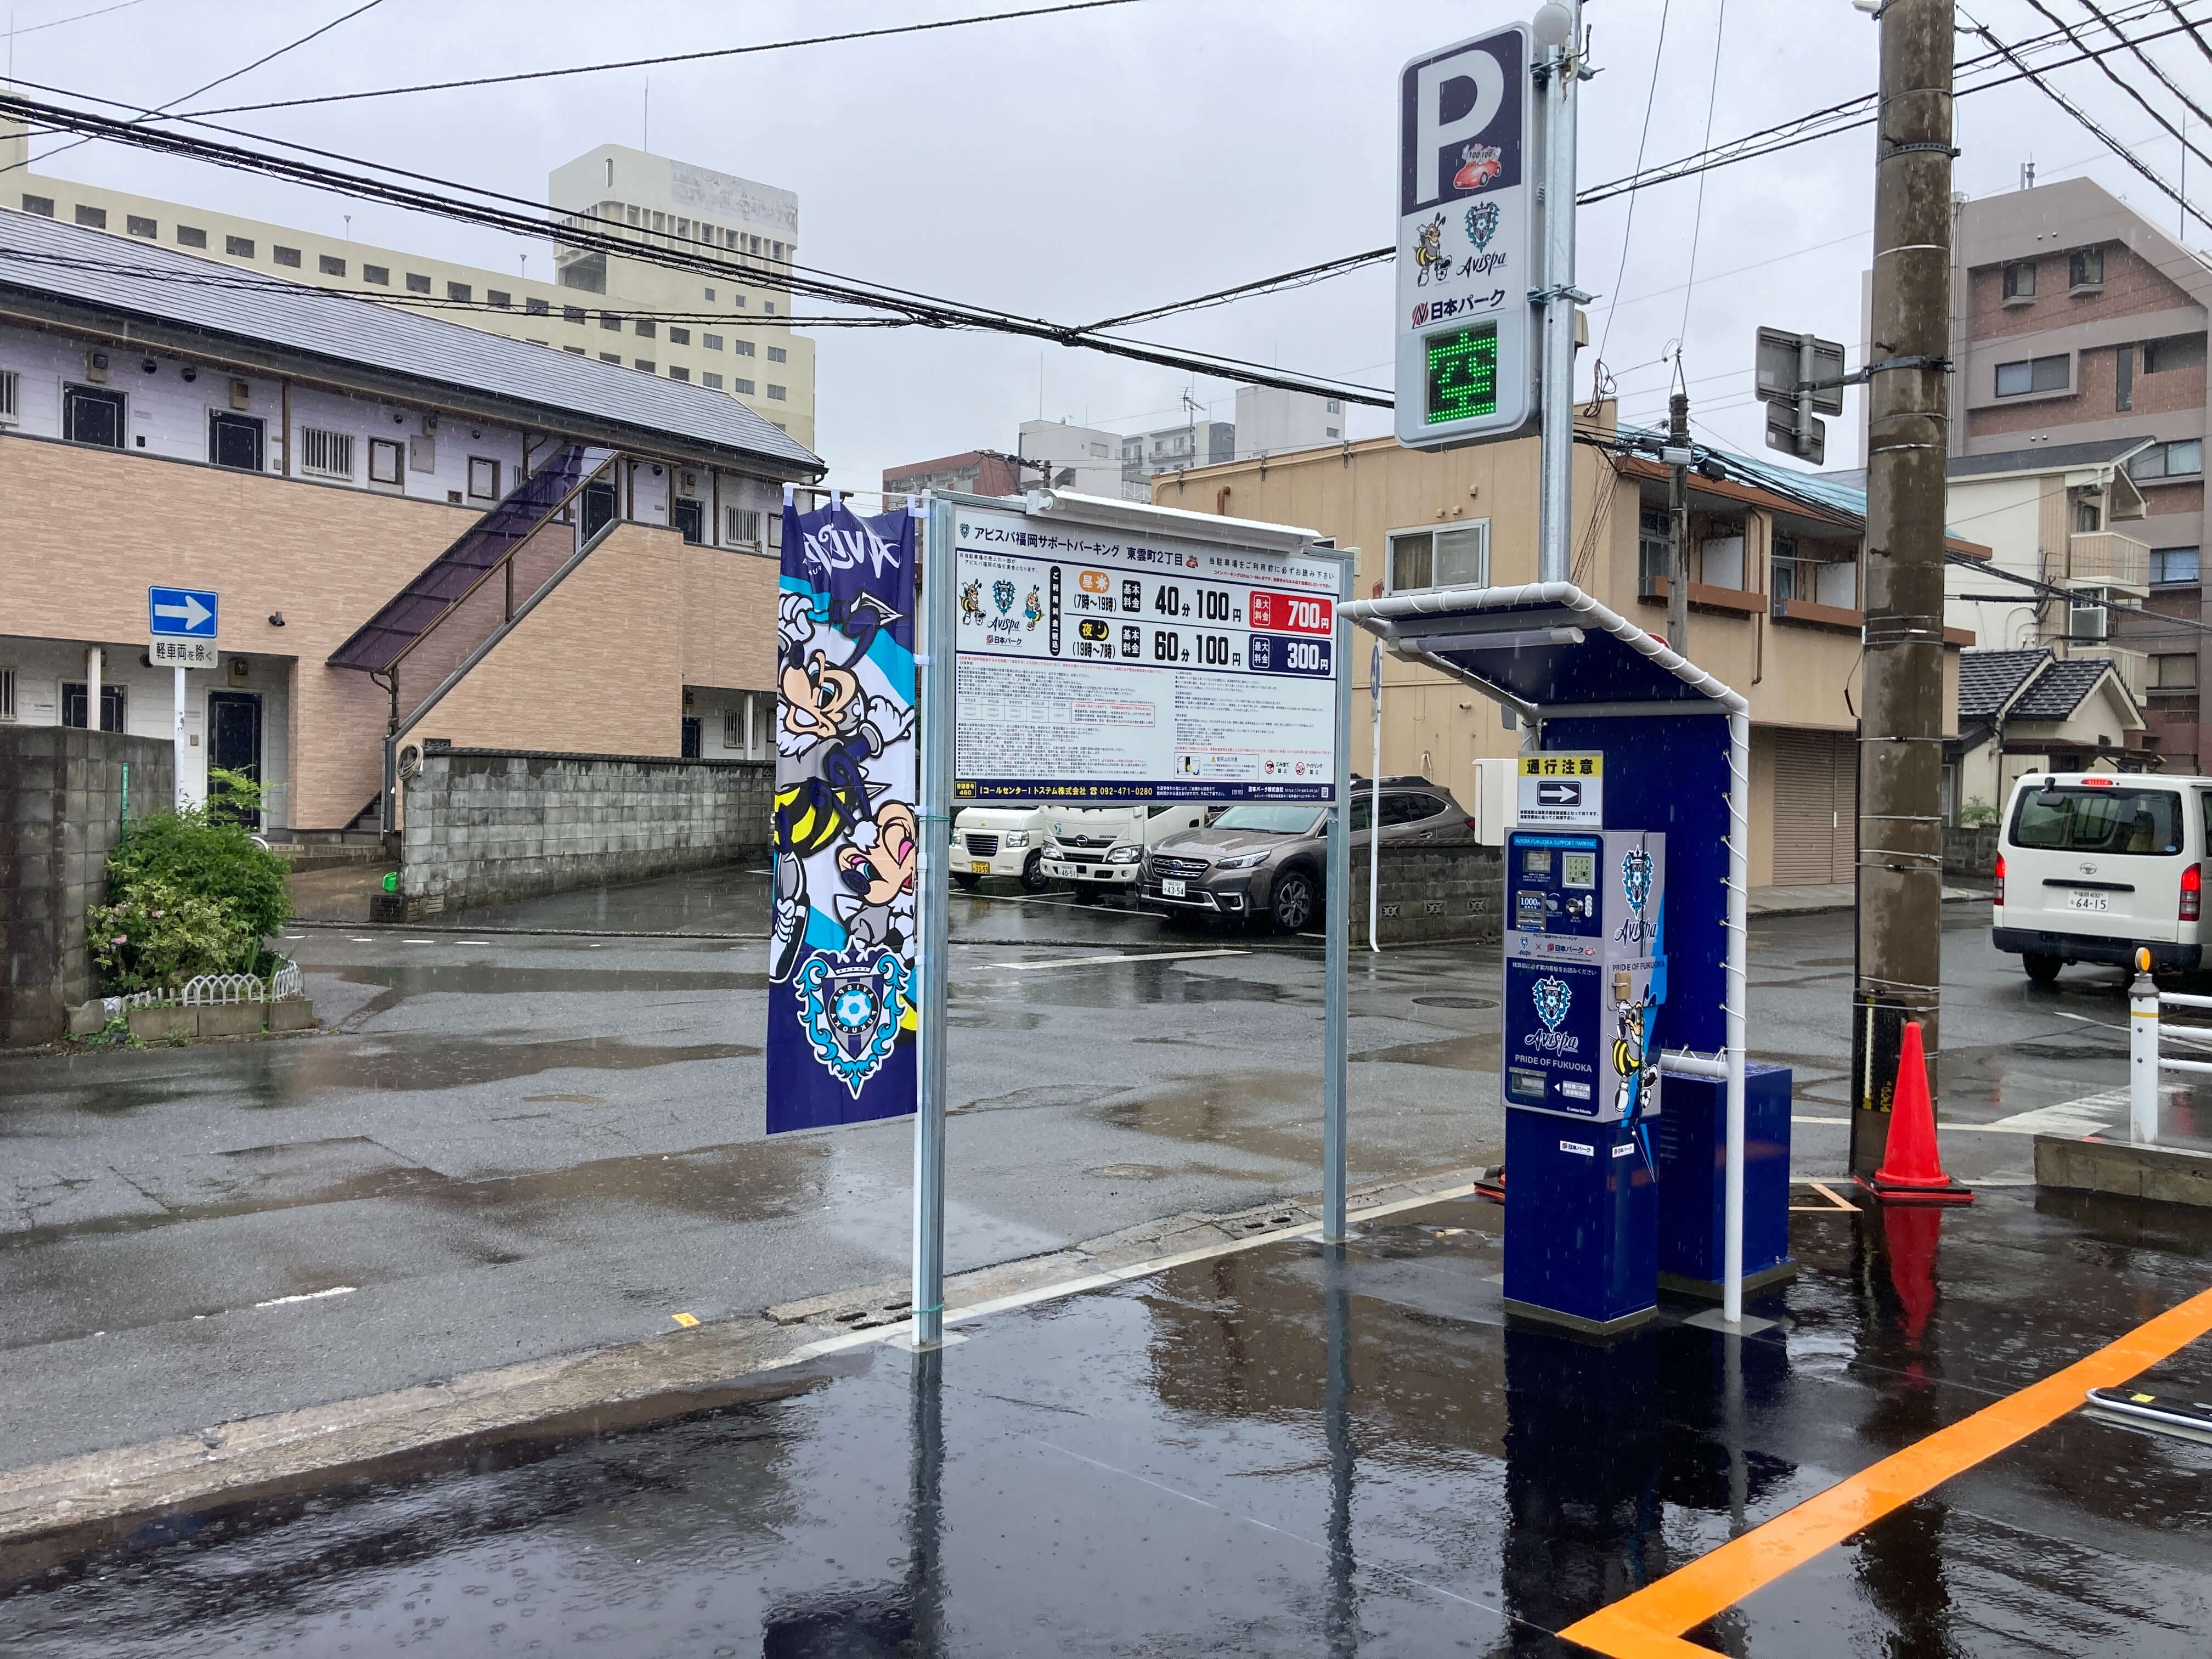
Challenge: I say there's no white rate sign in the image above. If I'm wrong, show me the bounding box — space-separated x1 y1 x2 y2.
950 503 1342 804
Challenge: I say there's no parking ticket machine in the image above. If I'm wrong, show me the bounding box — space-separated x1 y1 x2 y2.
1501 827 1666 1333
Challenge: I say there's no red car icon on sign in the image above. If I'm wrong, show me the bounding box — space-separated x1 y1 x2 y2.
1453 143 1503 192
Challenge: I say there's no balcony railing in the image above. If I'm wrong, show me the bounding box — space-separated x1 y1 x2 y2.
2052 531 2151 590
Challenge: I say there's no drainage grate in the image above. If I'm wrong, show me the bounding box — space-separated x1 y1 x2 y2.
1413 995 1498 1009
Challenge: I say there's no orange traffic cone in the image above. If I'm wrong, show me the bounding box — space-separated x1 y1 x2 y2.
1855 1021 1974 1206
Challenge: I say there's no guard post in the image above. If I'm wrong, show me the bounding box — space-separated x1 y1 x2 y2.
1341 580 1769 1328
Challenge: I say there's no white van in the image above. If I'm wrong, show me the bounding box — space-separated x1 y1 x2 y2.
952 802 1053 891
1993 771 2209 983
1041 803 1209 899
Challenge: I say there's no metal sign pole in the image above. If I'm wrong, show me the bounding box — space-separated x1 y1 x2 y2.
1323 571 1354 1243
1534 4 1582 584
1368 641 1382 955
912 494 955 1349
1723 709 1751 1324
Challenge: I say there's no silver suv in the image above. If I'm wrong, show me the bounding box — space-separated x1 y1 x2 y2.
1139 778 1476 933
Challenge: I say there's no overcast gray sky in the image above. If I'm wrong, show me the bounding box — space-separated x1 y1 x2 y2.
8 0 2207 492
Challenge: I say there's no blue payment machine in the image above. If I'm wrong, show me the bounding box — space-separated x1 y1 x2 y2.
1502 825 1666 1333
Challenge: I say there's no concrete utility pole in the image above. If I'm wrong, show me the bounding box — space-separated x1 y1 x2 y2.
1666 391 1691 658
1852 0 1953 1176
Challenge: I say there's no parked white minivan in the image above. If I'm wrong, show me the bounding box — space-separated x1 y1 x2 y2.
1993 771 2209 984
1040 803 1209 899
952 802 1053 891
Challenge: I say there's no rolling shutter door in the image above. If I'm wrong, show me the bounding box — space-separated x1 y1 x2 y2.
1830 733 1858 882
1771 731 1835 885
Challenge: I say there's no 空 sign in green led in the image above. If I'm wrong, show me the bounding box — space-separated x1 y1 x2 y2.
1425 322 1499 424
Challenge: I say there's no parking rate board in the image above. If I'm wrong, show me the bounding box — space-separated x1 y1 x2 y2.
952 501 1342 803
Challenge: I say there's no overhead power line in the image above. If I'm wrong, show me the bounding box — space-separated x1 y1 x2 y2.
2021 0 2212 176
173 0 1144 119
1961 6 2212 240
0 0 152 39
10 0 385 176
0 86 1394 407
2080 0 2212 132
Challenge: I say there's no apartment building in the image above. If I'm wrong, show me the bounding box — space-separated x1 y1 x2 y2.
1121 415 1234 487
0 204 821 832
882 449 1031 500
0 124 816 453
1943 177 2210 768
1160 413 1981 888
1231 383 1345 461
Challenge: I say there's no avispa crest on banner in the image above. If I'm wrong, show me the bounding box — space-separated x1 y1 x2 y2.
766 498 918 1133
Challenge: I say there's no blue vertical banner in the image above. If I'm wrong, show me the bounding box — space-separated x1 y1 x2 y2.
766 498 919 1133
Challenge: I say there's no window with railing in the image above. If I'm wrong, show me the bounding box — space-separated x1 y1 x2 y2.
298 427 354 479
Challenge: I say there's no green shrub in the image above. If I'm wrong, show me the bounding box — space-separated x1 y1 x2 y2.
89 788 294 995
107 811 291 942
1956 794 2000 830
87 877 258 995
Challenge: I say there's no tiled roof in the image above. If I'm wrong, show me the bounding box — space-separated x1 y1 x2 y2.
0 205 821 473
1958 648 2050 719
2012 656 2121 721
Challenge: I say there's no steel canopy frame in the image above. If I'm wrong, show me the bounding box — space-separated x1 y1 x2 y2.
1340 580 1757 1325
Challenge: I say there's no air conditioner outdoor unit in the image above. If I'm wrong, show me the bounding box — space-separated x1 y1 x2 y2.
2070 590 2109 641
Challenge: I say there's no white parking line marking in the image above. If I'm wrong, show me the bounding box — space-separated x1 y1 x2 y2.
986 948 1250 972
403 939 435 945
351 938 375 943
451 940 491 946
253 1286 357 1310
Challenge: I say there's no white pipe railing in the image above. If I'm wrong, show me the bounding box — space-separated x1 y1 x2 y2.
2130 955 2212 1144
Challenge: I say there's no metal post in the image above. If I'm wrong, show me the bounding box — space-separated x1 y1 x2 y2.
2130 951 2159 1147
1667 392 1691 658
84 644 101 732
173 664 188 809
913 495 955 1348
1368 641 1381 955
1323 572 1353 1243
1796 332 1816 460
1535 5 1582 586
1853 0 1952 1177
1724 710 1751 1324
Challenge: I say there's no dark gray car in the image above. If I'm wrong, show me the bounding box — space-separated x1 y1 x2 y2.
1139 778 1475 932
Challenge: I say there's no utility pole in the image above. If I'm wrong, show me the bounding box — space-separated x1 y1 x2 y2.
1851 0 1953 1177
1666 390 1691 658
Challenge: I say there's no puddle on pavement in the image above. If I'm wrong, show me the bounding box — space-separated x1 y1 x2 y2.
336 1036 759 1092
1095 1070 1322 1165
7 1195 2208 1655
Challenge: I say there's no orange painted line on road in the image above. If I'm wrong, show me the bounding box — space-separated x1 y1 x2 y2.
1560 1284 2212 1658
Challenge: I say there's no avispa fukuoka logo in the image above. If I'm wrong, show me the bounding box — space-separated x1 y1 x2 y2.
1532 975 1571 1032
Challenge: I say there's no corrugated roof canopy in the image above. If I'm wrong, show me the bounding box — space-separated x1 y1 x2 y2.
0 207 821 473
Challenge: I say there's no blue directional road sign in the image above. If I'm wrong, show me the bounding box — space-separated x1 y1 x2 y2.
148 585 218 638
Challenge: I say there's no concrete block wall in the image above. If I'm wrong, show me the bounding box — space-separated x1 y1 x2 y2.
398 746 771 915
1346 844 1504 945
0 726 174 1047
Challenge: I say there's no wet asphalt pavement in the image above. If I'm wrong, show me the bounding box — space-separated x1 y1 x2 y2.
1 1187 2206 1656
2 877 2208 1575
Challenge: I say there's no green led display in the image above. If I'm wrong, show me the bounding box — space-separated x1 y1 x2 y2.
1424 321 1499 425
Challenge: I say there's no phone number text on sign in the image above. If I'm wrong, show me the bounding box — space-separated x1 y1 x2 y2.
952 505 1341 804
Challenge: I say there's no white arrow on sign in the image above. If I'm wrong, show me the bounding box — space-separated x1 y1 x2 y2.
154 594 213 630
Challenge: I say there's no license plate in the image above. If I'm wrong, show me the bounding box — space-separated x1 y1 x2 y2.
970 861 991 875
2067 891 2108 911
1161 878 1187 898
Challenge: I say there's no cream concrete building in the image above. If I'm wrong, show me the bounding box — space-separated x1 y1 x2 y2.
0 125 815 453
1157 412 1980 888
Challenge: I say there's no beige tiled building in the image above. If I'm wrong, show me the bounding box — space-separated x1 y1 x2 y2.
0 123 816 454
1156 411 1981 888
0 204 821 833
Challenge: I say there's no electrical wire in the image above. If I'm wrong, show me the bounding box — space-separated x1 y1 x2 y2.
1594 0 1670 370
8 0 383 177
0 86 1395 407
2022 0 2212 176
1675 0 1726 352
1959 5 2212 239
2080 0 2212 132
0 0 151 38
2160 0 2212 63
174 0 1144 119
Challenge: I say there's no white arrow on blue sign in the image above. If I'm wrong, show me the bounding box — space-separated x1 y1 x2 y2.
148 585 218 638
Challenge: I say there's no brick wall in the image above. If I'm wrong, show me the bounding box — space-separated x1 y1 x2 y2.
397 746 772 915
1345 844 1503 945
0 726 173 1047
